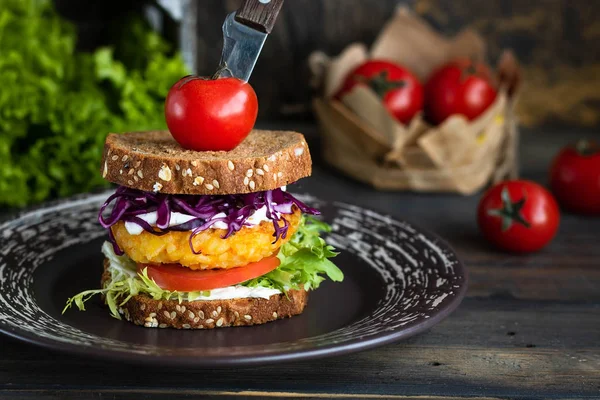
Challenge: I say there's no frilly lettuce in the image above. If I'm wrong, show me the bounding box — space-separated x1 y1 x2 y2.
63 216 343 319
245 216 343 291
0 0 189 208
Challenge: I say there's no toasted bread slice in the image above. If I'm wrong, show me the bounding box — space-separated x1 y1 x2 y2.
101 259 308 329
101 130 311 195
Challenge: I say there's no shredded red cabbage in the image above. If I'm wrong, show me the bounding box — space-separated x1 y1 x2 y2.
99 186 320 255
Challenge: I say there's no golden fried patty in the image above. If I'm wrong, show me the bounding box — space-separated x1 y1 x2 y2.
111 208 302 270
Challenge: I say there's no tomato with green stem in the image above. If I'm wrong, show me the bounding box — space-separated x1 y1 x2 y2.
477 180 560 253
336 60 424 125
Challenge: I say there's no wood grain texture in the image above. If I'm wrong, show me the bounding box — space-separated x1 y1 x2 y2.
0 391 522 400
0 299 598 397
0 125 599 399
236 0 285 33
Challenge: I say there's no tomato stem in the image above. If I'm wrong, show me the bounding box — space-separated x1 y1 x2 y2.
575 139 599 156
356 70 406 99
487 187 531 231
212 62 234 80
176 75 202 89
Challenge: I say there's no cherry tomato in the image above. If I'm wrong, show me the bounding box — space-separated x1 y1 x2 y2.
138 255 280 291
336 59 424 124
477 180 560 253
550 140 600 215
165 74 258 152
424 58 497 125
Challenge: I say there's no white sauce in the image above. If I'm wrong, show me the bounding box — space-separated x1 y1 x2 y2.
189 285 281 301
124 211 195 235
124 205 275 235
101 241 281 301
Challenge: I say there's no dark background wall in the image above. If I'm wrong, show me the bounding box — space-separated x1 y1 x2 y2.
56 0 600 128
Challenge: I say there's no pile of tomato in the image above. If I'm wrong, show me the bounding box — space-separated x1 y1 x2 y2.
335 58 498 126
478 139 600 253
336 59 600 253
477 139 600 254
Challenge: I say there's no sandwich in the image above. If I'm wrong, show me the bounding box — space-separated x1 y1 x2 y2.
63 129 343 329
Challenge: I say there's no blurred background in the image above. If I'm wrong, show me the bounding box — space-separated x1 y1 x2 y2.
1 0 599 208
53 0 600 126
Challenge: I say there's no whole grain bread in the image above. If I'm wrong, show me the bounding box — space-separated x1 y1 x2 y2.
101 260 308 329
101 130 312 195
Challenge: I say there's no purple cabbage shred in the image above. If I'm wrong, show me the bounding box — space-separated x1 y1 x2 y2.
98 186 320 255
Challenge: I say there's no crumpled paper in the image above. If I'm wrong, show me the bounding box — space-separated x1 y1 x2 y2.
309 6 521 195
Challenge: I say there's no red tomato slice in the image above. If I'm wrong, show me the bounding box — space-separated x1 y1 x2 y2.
138 256 280 292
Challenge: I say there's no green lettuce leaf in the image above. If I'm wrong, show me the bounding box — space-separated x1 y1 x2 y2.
0 0 189 208
244 215 343 291
63 217 343 319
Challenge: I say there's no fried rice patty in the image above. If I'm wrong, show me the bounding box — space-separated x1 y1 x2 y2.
111 208 302 270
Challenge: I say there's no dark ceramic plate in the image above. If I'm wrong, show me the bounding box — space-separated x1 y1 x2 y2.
0 191 467 366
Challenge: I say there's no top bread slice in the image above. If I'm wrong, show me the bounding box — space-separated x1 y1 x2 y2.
101 130 312 195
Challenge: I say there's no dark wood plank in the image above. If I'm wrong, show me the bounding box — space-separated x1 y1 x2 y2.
0 391 523 400
0 298 599 398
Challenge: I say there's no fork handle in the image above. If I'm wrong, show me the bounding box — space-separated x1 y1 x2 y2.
235 0 285 34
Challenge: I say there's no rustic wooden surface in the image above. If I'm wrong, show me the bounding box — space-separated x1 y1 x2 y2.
0 123 598 399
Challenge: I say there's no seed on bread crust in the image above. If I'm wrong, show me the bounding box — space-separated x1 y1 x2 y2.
101 130 312 195
158 165 172 181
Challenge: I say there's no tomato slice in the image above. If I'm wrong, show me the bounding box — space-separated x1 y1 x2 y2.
137 256 280 291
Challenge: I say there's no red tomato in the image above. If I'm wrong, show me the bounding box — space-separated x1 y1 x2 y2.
165 74 258 152
550 140 600 215
477 180 560 253
139 255 280 292
336 60 424 124
424 58 497 125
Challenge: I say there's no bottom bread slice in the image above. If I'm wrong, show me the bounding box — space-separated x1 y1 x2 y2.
101 259 308 329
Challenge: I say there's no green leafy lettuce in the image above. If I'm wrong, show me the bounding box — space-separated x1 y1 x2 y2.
63 216 343 319
0 0 189 208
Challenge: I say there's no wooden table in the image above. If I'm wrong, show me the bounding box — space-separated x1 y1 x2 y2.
1 123 599 399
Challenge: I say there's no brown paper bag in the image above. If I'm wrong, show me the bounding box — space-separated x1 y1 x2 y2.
309 6 521 195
